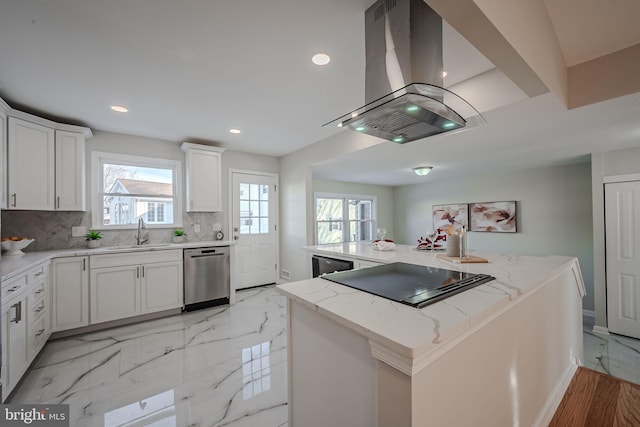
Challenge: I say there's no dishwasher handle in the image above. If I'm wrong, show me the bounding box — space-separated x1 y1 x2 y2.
190 253 226 258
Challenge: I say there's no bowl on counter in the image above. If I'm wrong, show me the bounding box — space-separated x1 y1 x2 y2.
1 239 35 256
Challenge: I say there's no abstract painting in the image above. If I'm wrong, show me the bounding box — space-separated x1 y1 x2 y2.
432 204 468 230
469 201 517 232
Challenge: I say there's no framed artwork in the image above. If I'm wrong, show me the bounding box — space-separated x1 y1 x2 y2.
432 204 468 230
469 201 517 232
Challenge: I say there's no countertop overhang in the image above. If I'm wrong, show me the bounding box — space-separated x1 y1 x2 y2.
277 242 585 375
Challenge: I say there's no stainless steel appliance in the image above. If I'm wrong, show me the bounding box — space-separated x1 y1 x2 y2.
312 255 354 278
184 246 230 311
321 262 495 308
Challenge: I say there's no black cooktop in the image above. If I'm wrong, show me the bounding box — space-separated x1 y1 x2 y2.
321 262 495 308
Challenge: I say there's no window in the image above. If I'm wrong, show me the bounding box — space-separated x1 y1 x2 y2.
239 183 270 234
315 193 376 244
92 152 182 229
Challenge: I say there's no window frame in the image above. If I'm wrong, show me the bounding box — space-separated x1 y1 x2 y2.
314 192 377 245
91 151 183 230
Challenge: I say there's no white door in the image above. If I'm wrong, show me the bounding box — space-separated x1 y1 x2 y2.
232 172 278 289
605 180 640 339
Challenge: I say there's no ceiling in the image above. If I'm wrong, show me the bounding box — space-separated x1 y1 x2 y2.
1 0 639 185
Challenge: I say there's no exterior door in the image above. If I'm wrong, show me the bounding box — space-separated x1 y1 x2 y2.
605 180 640 339
231 171 278 289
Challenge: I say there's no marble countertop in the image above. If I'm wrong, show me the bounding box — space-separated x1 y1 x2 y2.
1 240 234 281
277 242 585 374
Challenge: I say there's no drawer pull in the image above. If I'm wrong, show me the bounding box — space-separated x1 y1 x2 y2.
35 289 44 294
34 271 44 277
11 301 22 323
35 329 45 337
7 286 20 292
35 306 44 313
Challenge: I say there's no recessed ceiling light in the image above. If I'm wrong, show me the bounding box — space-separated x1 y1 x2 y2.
312 53 331 66
442 71 448 78
413 166 433 176
110 105 128 113
229 129 241 134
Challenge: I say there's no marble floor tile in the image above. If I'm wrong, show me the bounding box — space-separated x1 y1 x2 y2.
9 286 289 427
582 316 640 385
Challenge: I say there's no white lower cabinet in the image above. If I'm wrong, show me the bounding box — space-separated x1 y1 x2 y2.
51 256 89 331
90 265 140 324
89 250 183 323
1 261 50 401
141 261 183 314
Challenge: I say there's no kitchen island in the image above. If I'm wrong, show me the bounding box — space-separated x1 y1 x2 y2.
276 243 585 427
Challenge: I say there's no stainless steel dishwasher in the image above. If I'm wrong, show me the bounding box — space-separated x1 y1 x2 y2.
184 246 230 311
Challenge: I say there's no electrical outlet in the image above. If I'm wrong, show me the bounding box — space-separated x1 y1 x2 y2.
72 226 87 237
194 224 201 233
213 223 222 231
280 269 291 280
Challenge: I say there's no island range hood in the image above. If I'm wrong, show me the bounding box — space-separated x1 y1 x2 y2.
325 0 485 144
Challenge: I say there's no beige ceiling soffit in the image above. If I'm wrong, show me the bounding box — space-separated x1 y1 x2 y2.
568 44 640 110
425 0 550 99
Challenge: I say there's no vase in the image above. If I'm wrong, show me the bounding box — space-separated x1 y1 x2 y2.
87 240 101 249
172 235 186 243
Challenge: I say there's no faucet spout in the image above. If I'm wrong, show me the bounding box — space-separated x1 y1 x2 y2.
136 218 148 245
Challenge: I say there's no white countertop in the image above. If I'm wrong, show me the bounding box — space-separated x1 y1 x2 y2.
1 240 234 281
277 242 585 373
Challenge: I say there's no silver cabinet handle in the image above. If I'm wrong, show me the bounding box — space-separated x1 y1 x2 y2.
7 286 20 292
35 271 44 277
57 196 60 209
11 301 22 323
35 329 45 337
35 305 44 313
142 266 145 277
35 288 44 294
11 193 16 207
137 266 140 278
83 258 86 271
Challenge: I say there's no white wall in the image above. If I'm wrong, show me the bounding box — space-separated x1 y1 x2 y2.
280 132 384 281
394 162 594 310
591 147 640 329
312 179 395 241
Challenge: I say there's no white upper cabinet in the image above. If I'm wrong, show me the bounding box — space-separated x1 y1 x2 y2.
0 101 8 208
4 110 91 211
55 130 86 211
182 142 225 212
7 117 56 210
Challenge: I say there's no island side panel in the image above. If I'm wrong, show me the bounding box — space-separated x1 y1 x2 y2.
409 268 583 426
288 299 377 427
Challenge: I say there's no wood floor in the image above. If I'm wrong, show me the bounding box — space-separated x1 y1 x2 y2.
550 367 640 426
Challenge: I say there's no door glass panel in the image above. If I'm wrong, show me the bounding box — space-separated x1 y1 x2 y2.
239 182 271 235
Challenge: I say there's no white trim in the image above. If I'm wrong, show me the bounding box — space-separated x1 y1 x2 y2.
313 192 378 245
582 309 595 319
91 151 183 230
592 325 610 335
181 142 226 154
532 362 579 427
603 173 640 183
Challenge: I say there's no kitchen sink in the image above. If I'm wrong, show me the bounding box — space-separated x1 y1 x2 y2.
92 243 176 251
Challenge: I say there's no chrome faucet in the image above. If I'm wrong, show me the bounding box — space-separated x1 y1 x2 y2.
136 217 148 245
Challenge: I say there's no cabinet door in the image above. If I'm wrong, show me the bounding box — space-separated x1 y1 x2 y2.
0 112 6 209
7 117 55 210
185 148 222 212
3 294 29 394
141 261 183 314
90 265 140 323
55 130 86 211
51 256 89 331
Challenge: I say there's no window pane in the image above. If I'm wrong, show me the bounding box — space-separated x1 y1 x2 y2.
103 195 173 225
259 201 269 217
348 199 372 220
317 221 343 244
240 183 249 199
240 200 250 216
316 198 343 221
249 216 259 234
260 185 269 201
250 201 260 217
349 220 373 242
103 163 173 195
260 217 269 234
250 184 259 200
240 217 251 234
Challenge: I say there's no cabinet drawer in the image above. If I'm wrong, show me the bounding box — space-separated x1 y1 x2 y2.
90 249 182 268
29 314 48 357
30 281 46 303
31 297 47 321
2 274 27 301
28 264 47 284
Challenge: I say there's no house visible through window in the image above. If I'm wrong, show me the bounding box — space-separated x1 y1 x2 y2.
92 152 182 229
315 193 375 244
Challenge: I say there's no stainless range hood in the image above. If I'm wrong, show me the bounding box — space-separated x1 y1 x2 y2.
325 0 485 144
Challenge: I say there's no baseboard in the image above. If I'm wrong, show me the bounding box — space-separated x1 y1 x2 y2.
533 362 578 427
582 309 595 318
593 325 610 335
